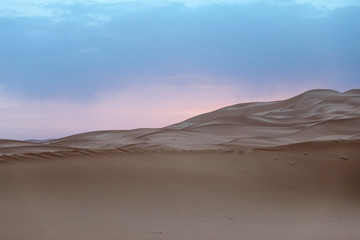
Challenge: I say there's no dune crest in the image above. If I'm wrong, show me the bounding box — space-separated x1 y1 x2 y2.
2 89 359 155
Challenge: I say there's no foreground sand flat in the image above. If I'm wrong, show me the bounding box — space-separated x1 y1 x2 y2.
0 141 359 240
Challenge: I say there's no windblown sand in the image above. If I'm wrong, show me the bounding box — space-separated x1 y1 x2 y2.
0 89 359 239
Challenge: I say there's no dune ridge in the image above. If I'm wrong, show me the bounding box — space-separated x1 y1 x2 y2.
1 89 359 155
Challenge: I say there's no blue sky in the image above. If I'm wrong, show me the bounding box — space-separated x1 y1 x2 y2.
1 0 359 139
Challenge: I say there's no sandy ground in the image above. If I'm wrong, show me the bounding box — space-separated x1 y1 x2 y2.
1 89 360 239
1 142 359 240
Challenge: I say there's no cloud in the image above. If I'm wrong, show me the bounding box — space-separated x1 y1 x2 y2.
0 1 69 18
1 0 359 18
293 0 360 11
82 0 360 9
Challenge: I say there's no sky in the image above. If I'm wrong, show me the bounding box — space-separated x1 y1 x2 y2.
0 0 359 140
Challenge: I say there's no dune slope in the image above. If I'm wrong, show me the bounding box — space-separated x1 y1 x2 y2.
52 89 360 150
2 89 359 154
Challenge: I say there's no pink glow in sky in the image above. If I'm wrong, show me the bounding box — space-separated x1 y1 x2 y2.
0 79 324 140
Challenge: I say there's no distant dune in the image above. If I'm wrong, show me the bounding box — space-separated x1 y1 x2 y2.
1 89 359 155
1 89 359 240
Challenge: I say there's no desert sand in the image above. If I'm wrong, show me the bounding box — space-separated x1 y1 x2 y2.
1 89 360 240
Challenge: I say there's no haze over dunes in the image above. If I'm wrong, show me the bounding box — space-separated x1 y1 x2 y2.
0 89 359 240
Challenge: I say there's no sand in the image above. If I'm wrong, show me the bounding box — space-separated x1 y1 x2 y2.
0 89 360 239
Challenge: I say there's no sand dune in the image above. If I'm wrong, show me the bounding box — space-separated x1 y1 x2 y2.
60 89 360 150
47 89 359 150
0 89 360 239
2 89 358 154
